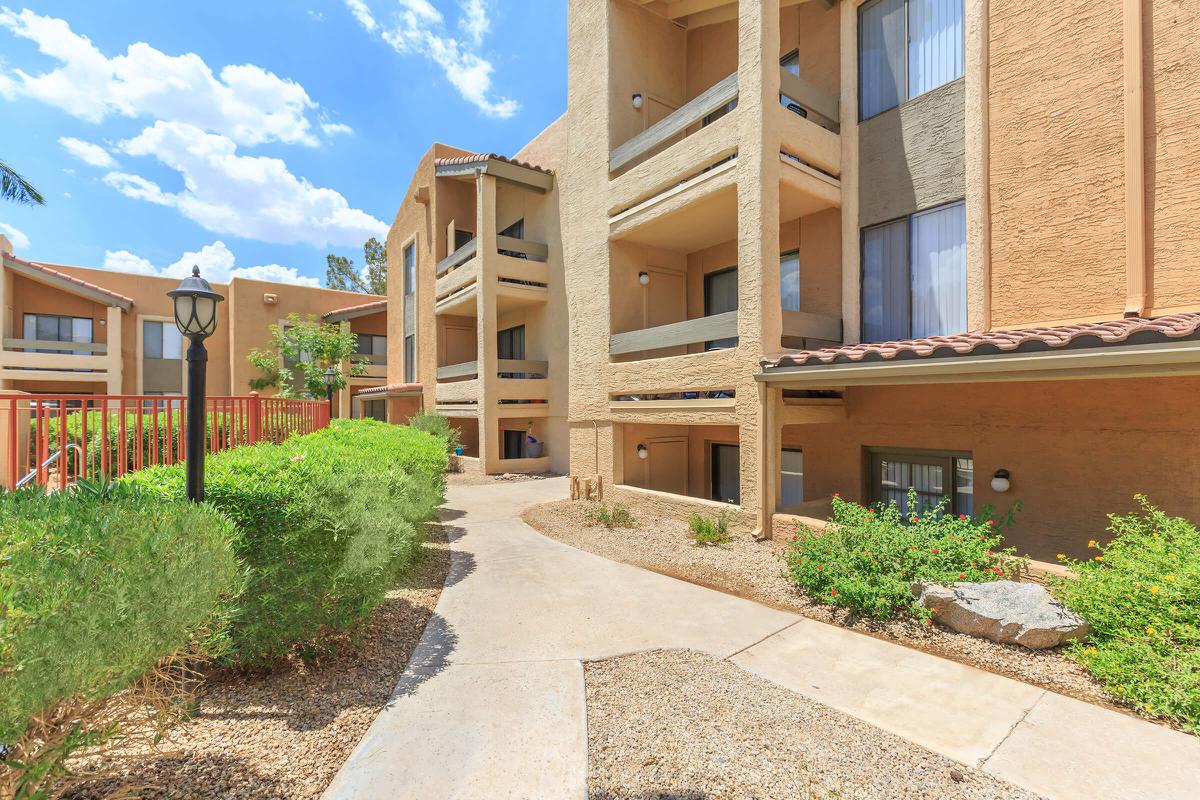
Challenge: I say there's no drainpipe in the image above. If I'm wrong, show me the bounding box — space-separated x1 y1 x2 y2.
1122 0 1147 317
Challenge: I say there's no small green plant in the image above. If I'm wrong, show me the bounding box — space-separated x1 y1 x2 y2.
1052 496 1200 732
409 411 462 455
779 490 1022 618
583 502 636 529
689 508 732 545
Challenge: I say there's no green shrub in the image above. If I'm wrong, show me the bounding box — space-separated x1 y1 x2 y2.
780 491 1021 618
128 419 446 667
1052 496 1200 731
583 503 636 529
689 508 732 546
0 483 241 795
408 411 461 454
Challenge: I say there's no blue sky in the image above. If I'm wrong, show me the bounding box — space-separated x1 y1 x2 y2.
0 0 566 286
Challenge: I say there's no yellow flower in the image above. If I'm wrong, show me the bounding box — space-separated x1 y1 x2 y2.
1084 647 1097 655
1169 553 1177 559
1164 575 1175 581
1087 539 1099 549
1144 704 1155 714
1146 626 1156 635
1150 585 1160 595
1095 555 1105 561
1152 533 1159 539
1056 553 1066 561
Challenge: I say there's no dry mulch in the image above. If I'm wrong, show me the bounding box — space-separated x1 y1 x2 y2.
446 469 554 487
586 649 1043 800
525 498 1116 710
69 524 451 800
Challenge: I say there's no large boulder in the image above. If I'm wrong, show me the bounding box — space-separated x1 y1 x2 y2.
913 580 1090 649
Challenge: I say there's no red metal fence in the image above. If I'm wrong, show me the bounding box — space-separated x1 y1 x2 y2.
1 392 330 491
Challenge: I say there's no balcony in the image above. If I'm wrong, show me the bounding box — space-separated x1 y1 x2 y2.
434 237 551 316
0 337 119 387
609 311 738 360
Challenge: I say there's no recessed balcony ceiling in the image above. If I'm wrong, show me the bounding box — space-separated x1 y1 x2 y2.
609 165 739 252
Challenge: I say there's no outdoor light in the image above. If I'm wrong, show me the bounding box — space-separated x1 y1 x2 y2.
637 443 648 460
631 93 644 109
167 266 224 502
638 271 650 286
991 469 1011 493
324 366 337 419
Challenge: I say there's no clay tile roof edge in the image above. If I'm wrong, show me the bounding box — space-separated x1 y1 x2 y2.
433 152 553 175
357 382 423 396
323 298 387 321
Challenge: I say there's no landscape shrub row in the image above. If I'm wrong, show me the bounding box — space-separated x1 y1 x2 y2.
0 483 242 798
130 418 447 666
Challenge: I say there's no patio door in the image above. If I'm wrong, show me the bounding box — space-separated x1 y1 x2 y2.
711 443 741 505
497 325 525 378
704 267 737 350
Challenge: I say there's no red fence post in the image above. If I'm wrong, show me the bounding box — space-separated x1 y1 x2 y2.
247 391 262 445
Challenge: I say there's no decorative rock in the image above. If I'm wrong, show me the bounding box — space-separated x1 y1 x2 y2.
913 580 1090 649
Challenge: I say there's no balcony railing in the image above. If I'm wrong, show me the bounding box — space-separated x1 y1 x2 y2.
437 359 549 381
1 338 110 374
609 311 738 357
610 72 739 173
437 238 478 276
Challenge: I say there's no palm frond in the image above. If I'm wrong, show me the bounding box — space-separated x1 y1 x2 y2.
0 159 46 206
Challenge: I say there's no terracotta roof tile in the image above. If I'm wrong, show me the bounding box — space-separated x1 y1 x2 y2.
762 313 1200 370
433 152 553 175
3 254 135 308
357 382 423 396
323 298 387 321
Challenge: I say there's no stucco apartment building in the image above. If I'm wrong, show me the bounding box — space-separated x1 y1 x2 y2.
0 235 388 418
393 0 1199 563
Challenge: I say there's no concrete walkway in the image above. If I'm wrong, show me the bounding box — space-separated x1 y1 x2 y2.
324 477 1200 800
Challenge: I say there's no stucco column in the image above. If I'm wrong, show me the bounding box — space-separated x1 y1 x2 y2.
105 306 123 394
476 172 501 472
736 0 781 535
839 0 861 345
338 320 353 419
965 0 991 331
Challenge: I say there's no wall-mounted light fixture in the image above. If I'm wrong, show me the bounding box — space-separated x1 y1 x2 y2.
637 443 648 460
990 469 1011 493
631 93 644 109
638 271 650 286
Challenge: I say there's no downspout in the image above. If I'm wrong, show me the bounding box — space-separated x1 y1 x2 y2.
1122 0 1147 317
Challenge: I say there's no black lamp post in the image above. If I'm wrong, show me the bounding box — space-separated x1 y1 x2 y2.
324 366 336 420
168 266 223 502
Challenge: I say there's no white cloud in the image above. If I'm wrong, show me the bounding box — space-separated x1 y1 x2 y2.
307 10 325 22
0 221 30 250
58 136 116 168
104 121 386 248
103 240 319 286
349 0 516 118
320 120 354 136
0 7 327 146
343 0 377 32
459 0 489 47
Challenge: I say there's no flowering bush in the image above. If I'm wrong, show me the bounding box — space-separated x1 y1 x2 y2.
779 490 1022 619
1052 497 1200 731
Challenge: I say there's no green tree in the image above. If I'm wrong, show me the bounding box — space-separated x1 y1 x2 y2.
1 158 44 206
325 236 387 294
247 313 368 398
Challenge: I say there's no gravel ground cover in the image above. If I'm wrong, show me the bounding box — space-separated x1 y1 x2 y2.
586 649 1044 800
68 524 451 800
447 469 555 486
525 498 1114 709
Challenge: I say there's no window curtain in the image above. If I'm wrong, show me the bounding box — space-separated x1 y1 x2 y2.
908 0 964 99
879 459 944 516
780 449 804 506
859 0 905 118
403 244 415 296
780 250 800 312
861 219 909 342
910 201 966 338
404 335 415 383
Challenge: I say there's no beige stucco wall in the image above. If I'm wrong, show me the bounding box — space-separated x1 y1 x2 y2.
858 78 966 228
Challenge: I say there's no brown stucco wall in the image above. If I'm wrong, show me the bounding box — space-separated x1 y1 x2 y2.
779 376 1200 562
988 0 1126 326
858 78 966 228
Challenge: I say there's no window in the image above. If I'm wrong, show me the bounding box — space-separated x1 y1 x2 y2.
404 334 415 383
779 49 807 119
862 200 965 342
355 334 387 364
703 267 738 350
403 242 416 296
780 250 800 312
497 325 526 379
869 449 973 517
781 449 804 507
860 0 963 119
23 314 93 355
143 321 184 360
711 443 741 505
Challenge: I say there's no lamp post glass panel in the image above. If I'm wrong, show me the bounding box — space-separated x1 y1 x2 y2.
324 366 336 419
167 266 223 502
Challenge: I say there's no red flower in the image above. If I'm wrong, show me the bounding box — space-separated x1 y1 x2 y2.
817 565 824 571
830 589 837 597
833 492 840 498
958 514 967 521
868 508 875 514
979 535 985 541
958 573 966 579
932 548 940 554
987 519 995 526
